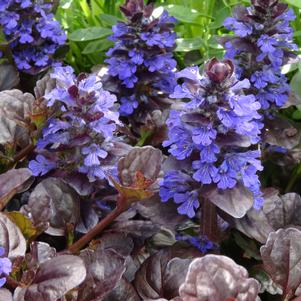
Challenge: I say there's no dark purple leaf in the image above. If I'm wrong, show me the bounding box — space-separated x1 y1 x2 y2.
134 246 200 300
112 146 163 202
26 242 56 269
179 255 260 301
260 228 301 298
14 255 86 301
95 232 137 282
34 74 56 99
22 178 80 236
78 247 126 301
0 168 33 210
102 278 140 301
0 63 19 91
116 207 137 221
235 189 301 243
76 201 99 234
0 288 13 301
110 220 160 238
62 173 94 196
263 116 301 149
135 196 187 230
118 146 163 188
0 212 26 258
0 89 35 147
204 183 254 218
110 141 133 157
146 298 183 301
97 232 134 256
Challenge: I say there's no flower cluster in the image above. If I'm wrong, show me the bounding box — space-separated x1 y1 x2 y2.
160 59 263 218
105 0 177 116
29 66 121 182
223 0 297 109
0 0 66 74
0 247 12 288
176 234 217 254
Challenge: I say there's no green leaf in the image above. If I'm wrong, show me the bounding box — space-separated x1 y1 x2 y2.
284 0 301 8
82 39 113 54
60 0 73 9
69 27 112 42
6 211 37 240
175 37 204 52
282 61 299 74
100 14 122 27
164 5 212 24
209 6 231 29
291 70 301 98
292 110 301 120
294 30 301 37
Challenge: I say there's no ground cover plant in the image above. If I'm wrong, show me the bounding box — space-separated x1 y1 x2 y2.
1 0 301 300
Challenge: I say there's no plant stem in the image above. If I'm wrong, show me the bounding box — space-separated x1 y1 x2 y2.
12 144 35 165
68 195 128 254
200 198 218 242
6 276 19 289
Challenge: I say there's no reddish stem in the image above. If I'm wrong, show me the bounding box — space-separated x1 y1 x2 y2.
7 143 35 168
68 195 128 254
200 198 218 242
6 276 19 289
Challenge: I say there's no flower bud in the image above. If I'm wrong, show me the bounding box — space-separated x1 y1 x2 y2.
205 58 234 83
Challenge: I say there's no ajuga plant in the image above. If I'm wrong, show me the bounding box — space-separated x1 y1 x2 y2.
0 247 11 288
160 59 263 222
105 0 177 121
29 66 122 183
223 0 297 110
0 0 66 74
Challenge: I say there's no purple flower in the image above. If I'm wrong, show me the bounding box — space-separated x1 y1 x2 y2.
129 50 144 65
257 34 277 53
160 170 195 202
199 144 220 163
29 66 121 183
223 2 296 109
111 22 129 39
105 0 177 117
224 17 253 37
29 155 57 176
192 126 217 146
82 144 108 167
213 162 237 189
119 96 139 116
0 247 12 288
192 162 218 184
176 234 217 254
163 127 194 160
174 191 199 218
79 165 106 182
0 1 66 73
160 59 263 218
